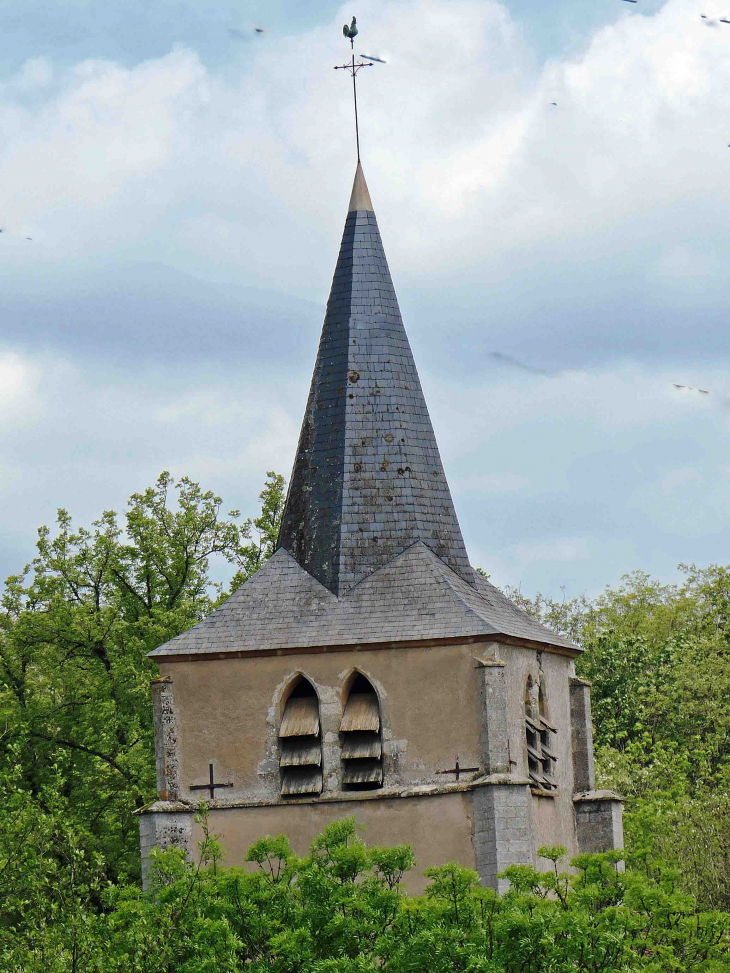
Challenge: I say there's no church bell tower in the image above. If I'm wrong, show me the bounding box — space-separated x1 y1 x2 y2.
139 163 623 891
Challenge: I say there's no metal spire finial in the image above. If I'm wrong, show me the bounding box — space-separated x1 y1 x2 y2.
334 17 385 163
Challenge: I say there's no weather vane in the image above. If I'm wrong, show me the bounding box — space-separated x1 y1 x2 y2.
334 17 386 163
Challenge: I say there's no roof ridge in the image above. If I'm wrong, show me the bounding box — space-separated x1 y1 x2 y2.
337 539 429 596
340 540 497 627
471 571 578 649
415 543 502 626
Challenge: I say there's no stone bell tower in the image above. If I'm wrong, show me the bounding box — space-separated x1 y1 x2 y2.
139 164 622 891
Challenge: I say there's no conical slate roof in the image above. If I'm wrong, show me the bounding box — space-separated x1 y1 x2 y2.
149 164 580 660
277 163 473 596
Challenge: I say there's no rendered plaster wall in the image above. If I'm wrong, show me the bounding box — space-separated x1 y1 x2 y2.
497 644 580 859
196 790 475 895
158 641 483 806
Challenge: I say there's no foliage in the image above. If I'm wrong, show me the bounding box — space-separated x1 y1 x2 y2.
509 564 730 910
0 470 285 882
3 814 729 972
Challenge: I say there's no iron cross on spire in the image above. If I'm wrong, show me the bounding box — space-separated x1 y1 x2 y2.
334 17 385 163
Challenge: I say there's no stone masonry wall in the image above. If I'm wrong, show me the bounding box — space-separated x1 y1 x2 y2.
472 780 533 892
139 809 193 889
151 676 181 801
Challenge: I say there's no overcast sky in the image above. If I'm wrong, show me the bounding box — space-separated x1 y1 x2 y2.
2 0 729 600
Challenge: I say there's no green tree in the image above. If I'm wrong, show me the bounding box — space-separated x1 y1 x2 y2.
0 471 285 882
507 565 730 909
36 819 723 973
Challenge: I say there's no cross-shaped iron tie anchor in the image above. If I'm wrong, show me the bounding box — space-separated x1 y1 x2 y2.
436 756 480 782
189 763 233 800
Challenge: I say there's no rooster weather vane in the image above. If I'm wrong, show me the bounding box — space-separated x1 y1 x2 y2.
334 17 386 162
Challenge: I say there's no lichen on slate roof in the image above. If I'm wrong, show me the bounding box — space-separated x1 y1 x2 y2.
277 162 473 597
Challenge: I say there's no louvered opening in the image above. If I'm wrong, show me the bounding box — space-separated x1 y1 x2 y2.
525 676 558 793
340 674 383 791
279 678 322 797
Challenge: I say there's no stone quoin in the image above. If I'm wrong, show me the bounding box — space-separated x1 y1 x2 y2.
138 163 623 891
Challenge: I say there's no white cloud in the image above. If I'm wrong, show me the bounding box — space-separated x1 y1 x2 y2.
0 0 726 297
3 0 730 599
659 467 703 494
0 353 303 577
0 352 41 417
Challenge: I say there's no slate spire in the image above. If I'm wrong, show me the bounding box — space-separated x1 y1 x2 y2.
278 163 473 596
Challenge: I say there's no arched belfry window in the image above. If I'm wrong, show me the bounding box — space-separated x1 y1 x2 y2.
340 674 383 790
524 674 557 792
279 677 322 796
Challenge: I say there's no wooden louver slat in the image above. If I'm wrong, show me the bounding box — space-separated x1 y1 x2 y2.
279 696 320 738
341 731 382 760
342 759 383 785
340 693 380 732
539 716 557 733
280 737 322 767
281 767 322 795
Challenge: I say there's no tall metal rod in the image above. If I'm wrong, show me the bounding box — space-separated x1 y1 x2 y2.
334 28 374 163
352 51 360 162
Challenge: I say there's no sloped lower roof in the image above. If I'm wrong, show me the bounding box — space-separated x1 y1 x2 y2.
150 543 578 658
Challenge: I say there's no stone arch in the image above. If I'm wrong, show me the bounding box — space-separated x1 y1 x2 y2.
339 669 383 790
278 673 322 797
276 671 320 721
340 667 383 708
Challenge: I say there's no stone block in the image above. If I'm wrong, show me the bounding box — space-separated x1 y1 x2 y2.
151 676 181 801
139 808 193 889
472 779 532 892
475 658 509 775
569 677 595 794
574 791 624 855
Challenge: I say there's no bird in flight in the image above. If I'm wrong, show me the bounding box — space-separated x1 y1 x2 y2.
343 17 358 40
673 384 710 394
0 225 32 241
360 53 386 63
228 26 266 40
490 352 552 376
622 1 638 4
